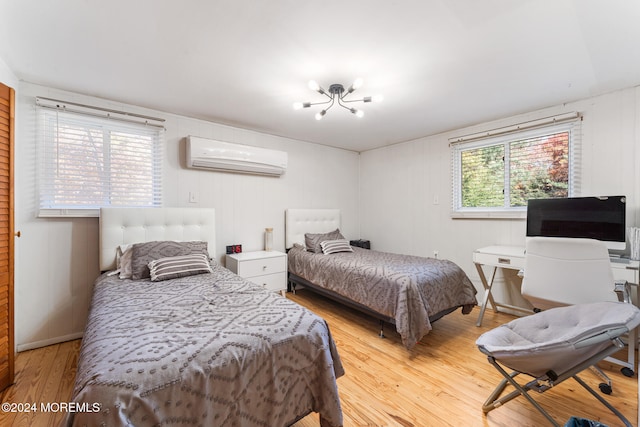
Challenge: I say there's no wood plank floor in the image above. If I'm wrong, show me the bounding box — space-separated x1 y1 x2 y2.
0 339 80 427
289 290 638 427
1 289 637 427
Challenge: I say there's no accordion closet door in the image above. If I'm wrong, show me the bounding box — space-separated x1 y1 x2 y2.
0 82 14 392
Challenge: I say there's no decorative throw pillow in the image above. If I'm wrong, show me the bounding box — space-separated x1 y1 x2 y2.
117 244 134 279
305 229 345 253
320 239 354 255
148 253 213 282
130 240 210 280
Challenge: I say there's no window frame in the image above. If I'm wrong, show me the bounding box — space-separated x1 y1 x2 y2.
36 99 165 218
450 117 581 219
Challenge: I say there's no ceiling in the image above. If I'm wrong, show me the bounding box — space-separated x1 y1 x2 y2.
2 0 640 152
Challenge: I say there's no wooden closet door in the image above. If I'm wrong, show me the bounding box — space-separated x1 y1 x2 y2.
0 82 14 391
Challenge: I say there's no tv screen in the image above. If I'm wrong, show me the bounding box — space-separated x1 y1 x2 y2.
526 196 626 250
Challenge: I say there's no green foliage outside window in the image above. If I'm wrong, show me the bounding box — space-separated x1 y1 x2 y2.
460 131 569 208
461 145 504 207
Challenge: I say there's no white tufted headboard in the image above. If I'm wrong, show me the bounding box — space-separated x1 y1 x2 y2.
99 207 216 271
285 209 341 249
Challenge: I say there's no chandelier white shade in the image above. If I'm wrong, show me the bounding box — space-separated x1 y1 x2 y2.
294 78 383 120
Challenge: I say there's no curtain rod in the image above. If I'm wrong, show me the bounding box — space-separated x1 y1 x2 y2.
36 96 166 128
448 112 581 145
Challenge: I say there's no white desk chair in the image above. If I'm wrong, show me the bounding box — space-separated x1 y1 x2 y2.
522 237 627 309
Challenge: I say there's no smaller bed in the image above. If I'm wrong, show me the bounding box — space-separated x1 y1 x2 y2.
286 209 477 350
67 207 344 427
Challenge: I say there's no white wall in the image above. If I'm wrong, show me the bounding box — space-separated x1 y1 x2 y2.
15 82 360 350
12 78 640 349
0 57 18 89
360 86 640 307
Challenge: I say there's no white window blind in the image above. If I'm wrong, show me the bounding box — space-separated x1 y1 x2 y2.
37 99 164 217
450 114 581 218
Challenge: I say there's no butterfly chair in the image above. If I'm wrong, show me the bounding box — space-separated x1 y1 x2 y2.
477 237 639 426
521 237 636 393
476 301 640 426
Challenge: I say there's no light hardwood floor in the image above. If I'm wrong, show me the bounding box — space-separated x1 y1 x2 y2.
0 338 80 427
1 289 637 427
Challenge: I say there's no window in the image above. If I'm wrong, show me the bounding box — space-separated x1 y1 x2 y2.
37 98 164 217
450 114 581 218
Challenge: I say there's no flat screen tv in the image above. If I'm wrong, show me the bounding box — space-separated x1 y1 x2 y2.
526 196 626 251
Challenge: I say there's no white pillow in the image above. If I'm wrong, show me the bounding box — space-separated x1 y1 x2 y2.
320 239 353 255
117 244 133 279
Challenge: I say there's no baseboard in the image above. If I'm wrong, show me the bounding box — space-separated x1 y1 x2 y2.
17 332 83 352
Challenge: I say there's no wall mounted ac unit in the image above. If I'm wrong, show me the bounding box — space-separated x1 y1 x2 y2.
186 136 287 176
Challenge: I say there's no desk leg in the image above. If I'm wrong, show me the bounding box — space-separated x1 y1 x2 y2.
475 263 498 327
628 327 636 372
627 284 638 374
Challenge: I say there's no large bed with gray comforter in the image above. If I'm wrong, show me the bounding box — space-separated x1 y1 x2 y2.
67 208 344 427
286 209 477 350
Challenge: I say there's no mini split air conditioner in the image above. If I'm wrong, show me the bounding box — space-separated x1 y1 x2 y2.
186 136 287 176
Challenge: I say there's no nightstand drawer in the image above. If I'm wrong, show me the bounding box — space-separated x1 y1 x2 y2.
226 251 288 294
246 272 287 292
237 256 286 278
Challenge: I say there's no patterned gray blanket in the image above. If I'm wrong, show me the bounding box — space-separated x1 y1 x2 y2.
67 263 344 426
288 245 477 349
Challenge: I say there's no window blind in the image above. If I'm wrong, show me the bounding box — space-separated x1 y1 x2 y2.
37 105 164 217
450 116 581 218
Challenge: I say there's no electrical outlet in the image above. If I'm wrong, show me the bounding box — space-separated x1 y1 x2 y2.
433 250 439 259
189 191 199 203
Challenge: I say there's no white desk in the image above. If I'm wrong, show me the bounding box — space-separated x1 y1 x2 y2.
473 245 640 325
473 245 531 327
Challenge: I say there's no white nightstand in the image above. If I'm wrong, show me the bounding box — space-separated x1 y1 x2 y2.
226 250 287 295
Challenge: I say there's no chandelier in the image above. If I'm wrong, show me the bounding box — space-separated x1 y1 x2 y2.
293 78 383 120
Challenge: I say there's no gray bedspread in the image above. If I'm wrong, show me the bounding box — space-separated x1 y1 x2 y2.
67 263 344 427
288 245 477 349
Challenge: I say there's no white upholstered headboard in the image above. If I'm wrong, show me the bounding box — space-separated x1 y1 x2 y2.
99 207 216 271
285 209 341 249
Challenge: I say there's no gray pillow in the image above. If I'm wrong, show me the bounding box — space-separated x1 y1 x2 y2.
305 229 345 253
130 240 209 280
